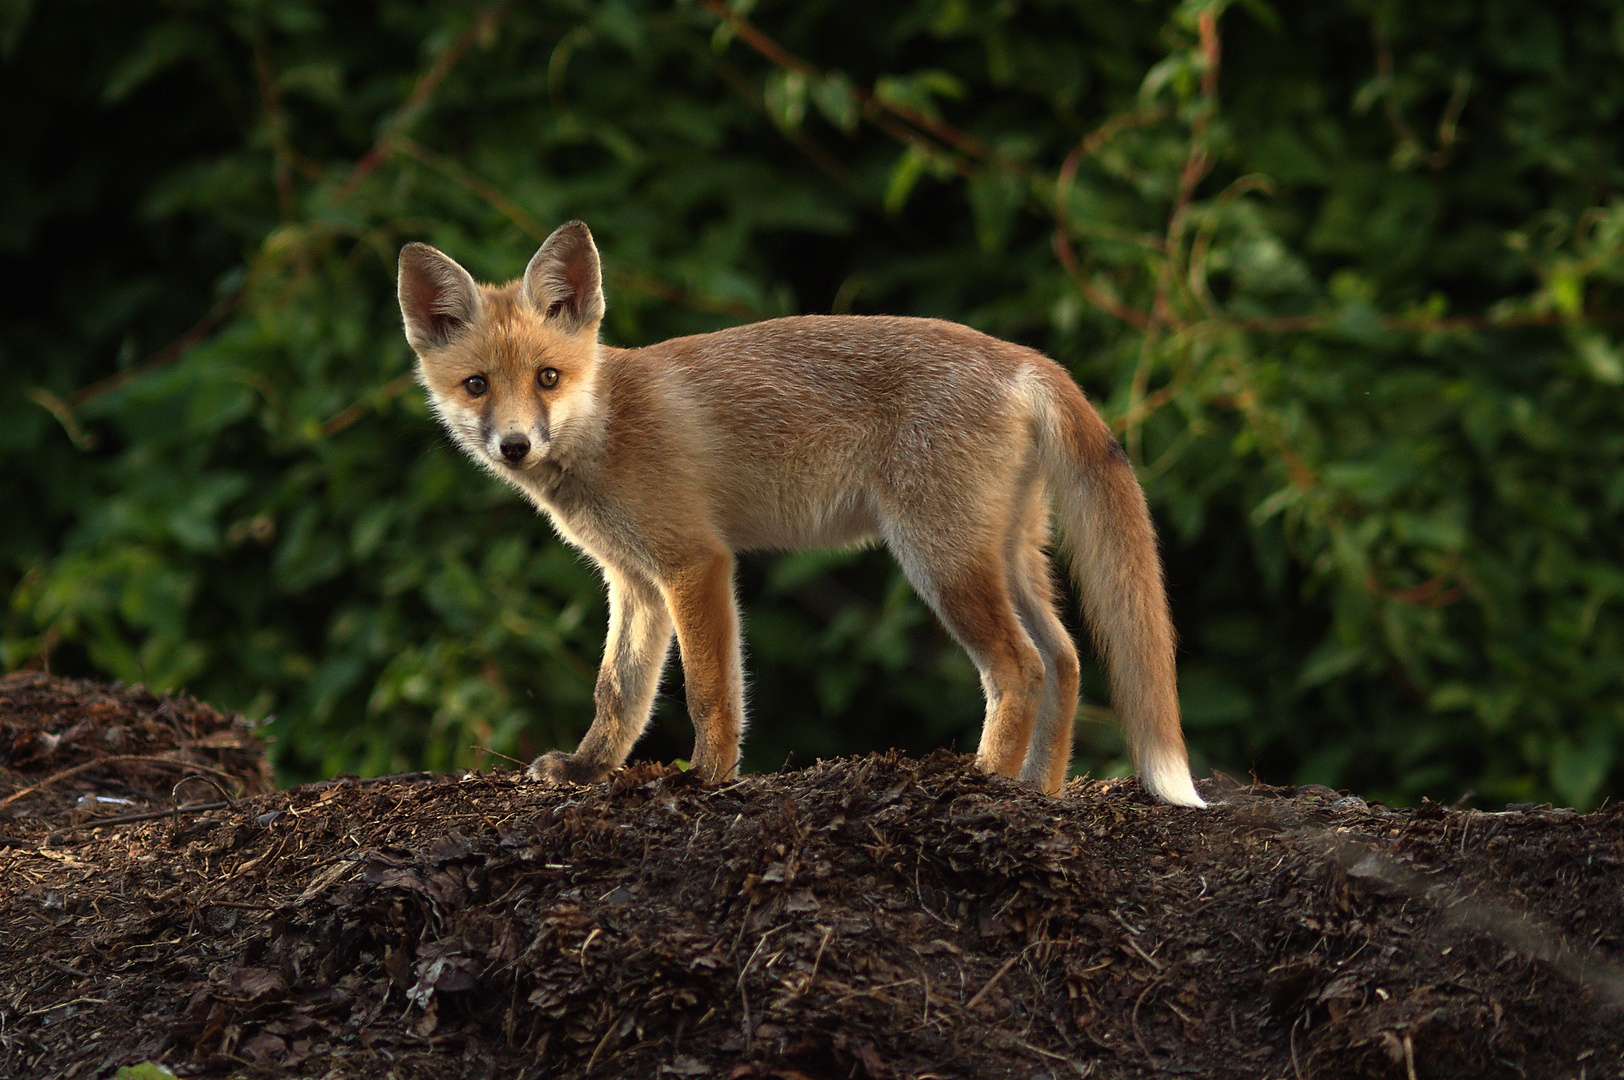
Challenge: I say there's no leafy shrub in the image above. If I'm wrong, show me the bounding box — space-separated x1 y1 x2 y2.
3 0 1620 806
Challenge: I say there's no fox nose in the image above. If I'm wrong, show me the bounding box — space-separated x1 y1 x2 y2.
498 434 530 462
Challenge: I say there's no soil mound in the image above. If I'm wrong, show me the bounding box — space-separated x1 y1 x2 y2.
2 674 1620 1078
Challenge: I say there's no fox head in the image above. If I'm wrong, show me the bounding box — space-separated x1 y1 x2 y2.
398 220 605 485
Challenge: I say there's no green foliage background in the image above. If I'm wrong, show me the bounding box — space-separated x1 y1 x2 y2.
3 0 1621 807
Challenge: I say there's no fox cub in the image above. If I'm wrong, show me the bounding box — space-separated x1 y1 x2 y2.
398 221 1204 806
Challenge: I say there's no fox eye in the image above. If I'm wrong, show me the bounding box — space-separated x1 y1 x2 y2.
537 367 559 389
464 375 488 396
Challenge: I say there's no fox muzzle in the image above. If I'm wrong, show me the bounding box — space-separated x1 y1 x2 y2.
499 433 531 462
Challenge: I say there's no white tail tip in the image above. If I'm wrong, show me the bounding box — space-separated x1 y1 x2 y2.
1142 753 1207 808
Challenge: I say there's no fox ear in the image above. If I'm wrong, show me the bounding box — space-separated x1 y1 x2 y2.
398 243 480 353
522 220 605 332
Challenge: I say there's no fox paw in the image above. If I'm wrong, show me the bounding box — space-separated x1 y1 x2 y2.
525 751 612 785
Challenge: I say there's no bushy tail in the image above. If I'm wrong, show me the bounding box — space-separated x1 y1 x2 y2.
1040 369 1206 808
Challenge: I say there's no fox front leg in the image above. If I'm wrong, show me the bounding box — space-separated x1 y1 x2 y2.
527 566 673 784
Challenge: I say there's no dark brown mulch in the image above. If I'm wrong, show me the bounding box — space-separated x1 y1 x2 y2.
0 671 273 835
1 672 1620 1079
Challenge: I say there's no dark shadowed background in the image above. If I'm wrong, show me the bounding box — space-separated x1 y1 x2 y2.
2 0 1621 807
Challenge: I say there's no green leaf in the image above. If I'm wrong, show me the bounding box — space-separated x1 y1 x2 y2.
883 143 931 215
101 23 212 103
763 68 808 131
811 71 860 134
967 168 1024 253
1549 724 1614 809
113 1065 178 1080
1574 329 1624 384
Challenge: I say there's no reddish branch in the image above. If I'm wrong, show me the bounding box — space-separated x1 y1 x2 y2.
696 0 1014 178
340 3 511 197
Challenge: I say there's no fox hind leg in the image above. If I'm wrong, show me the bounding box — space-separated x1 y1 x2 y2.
887 525 1045 780
1006 507 1081 794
